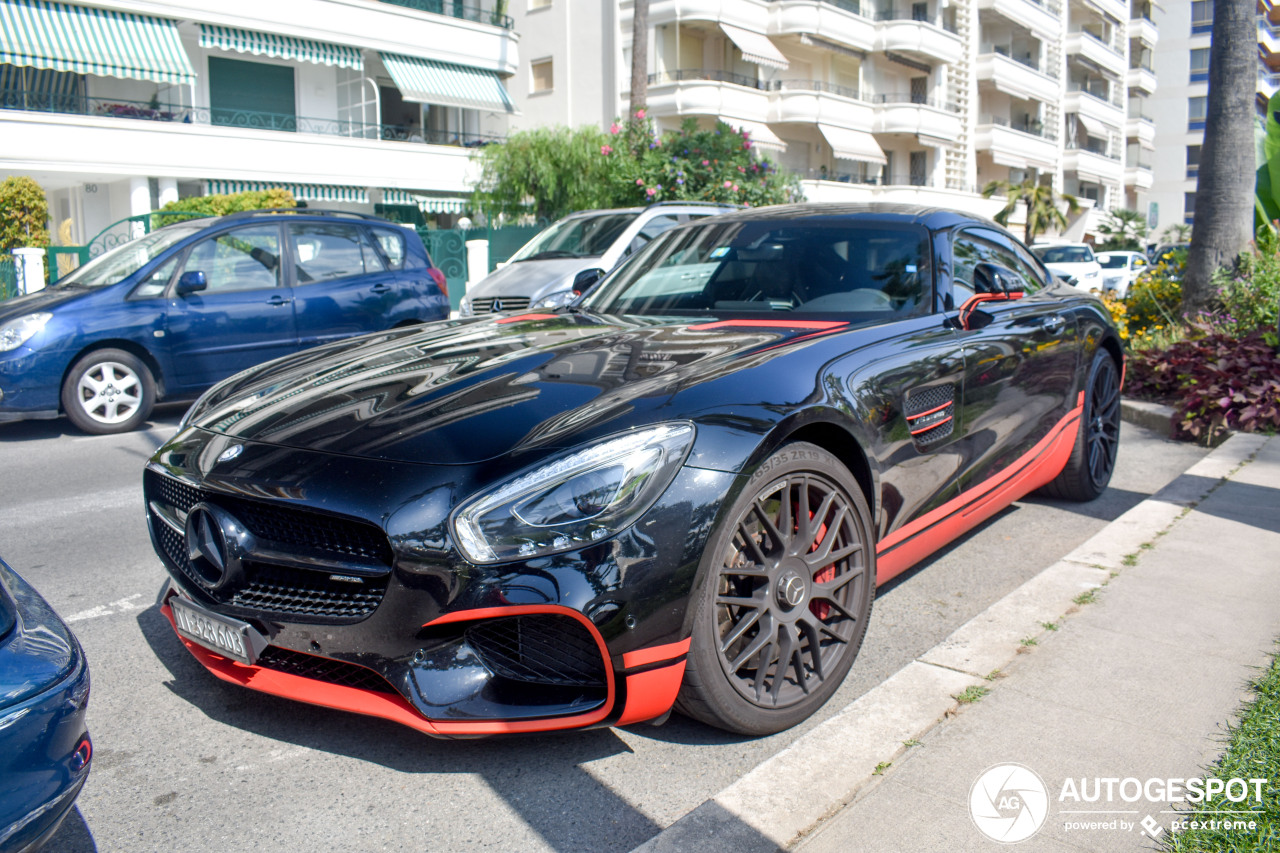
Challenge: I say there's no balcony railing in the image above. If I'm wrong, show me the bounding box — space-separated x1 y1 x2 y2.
979 113 1058 141
769 0 865 15
1066 142 1121 161
872 92 961 112
1067 83 1122 108
982 45 1058 78
771 79 866 100
1072 28 1122 55
647 70 770 90
874 6 958 33
378 0 514 29
0 92 504 147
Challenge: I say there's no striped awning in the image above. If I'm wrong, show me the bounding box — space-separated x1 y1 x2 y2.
205 181 368 203
0 0 194 86
414 196 469 214
719 23 789 70
199 25 362 71
0 63 81 97
819 124 886 165
379 52 515 113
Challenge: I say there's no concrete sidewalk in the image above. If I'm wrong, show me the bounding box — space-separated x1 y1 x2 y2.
638 433 1279 853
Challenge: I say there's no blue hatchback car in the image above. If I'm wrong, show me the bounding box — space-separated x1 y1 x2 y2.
0 558 91 853
0 210 450 433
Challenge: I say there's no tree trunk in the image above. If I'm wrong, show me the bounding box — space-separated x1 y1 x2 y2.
1182 0 1256 314
628 0 649 117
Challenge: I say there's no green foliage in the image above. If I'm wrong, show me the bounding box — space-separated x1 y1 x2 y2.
981 178 1079 244
1200 227 1280 345
0 176 50 251
1125 248 1186 349
1159 222 1192 244
473 115 801 222
153 187 295 227
1096 208 1148 251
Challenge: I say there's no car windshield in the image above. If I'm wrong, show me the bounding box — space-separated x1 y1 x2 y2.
56 224 206 287
1097 254 1128 269
509 212 640 261
1035 245 1095 264
581 220 931 319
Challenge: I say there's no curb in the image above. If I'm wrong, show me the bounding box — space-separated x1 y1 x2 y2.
632 432 1268 853
1119 398 1175 437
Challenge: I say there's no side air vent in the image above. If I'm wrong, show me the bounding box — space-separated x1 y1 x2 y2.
904 384 956 446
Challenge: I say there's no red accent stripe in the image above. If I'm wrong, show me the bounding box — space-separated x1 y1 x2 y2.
162 601 617 736
687 320 847 331
1077 389 1085 407
621 637 692 669
615 660 687 725
909 414 953 435
875 405 1083 583
905 401 952 421
495 313 560 324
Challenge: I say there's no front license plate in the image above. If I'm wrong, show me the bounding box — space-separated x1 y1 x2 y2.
171 597 259 665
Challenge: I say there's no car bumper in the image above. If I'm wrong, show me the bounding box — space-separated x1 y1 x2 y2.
145 430 733 737
0 347 66 421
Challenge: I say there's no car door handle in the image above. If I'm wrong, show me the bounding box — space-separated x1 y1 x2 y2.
370 284 391 293
1041 315 1066 335
267 295 293 306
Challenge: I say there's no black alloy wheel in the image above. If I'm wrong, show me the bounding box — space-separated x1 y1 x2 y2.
1041 349 1121 502
677 442 875 735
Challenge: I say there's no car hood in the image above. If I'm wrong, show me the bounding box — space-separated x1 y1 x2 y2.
185 312 837 465
0 560 81 710
0 285 93 324
468 258 596 302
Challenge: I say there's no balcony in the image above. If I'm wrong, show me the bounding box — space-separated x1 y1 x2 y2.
1129 14 1158 46
976 0 1060 40
646 70 771 123
1063 145 1124 185
0 98 479 196
801 175 1006 216
974 116 1060 169
1081 0 1128 26
379 0 513 29
647 0 769 31
1126 64 1157 94
1124 159 1153 189
1064 88 1124 130
769 79 875 127
769 0 876 52
1065 30 1126 78
874 9 964 65
872 93 963 142
975 52 1060 104
1125 113 1155 148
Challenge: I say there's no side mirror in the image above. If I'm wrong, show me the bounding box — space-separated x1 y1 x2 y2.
972 263 1026 296
177 270 207 294
572 267 606 296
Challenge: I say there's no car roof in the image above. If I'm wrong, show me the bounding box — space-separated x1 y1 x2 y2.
695 202 999 232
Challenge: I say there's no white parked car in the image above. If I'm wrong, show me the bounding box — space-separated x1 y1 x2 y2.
1031 243 1103 293
460 201 738 315
1095 251 1149 298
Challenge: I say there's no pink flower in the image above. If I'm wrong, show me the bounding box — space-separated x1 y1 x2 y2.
601 145 613 155
738 165 746 173
743 141 752 149
732 184 739 191
646 187 657 196
635 109 646 119
723 180 732 188
702 159 710 166
610 122 620 134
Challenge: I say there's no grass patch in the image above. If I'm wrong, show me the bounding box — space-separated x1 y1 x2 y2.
1020 637 1038 647
1073 589 1099 606
1164 648 1280 852
955 685 990 704
903 739 921 748
1122 553 1139 567
1041 621 1059 631
873 761 891 775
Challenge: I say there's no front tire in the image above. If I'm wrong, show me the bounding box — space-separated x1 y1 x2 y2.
61 348 156 434
1041 349 1121 501
677 442 875 735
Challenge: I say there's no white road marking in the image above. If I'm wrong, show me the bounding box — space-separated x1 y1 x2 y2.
66 593 145 623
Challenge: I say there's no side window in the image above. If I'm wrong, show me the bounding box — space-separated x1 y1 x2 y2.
290 223 380 284
628 214 682 255
371 226 406 270
952 230 1038 301
132 255 180 298
181 225 281 293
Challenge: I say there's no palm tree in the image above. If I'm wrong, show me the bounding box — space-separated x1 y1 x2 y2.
982 179 1081 245
1159 223 1192 244
1182 0 1256 313
628 0 649 118
1096 209 1149 251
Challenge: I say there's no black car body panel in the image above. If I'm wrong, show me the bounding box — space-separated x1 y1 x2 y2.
145 204 1122 737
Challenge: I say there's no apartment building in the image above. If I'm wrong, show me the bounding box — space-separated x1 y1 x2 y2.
1149 0 1275 238
508 0 1161 240
0 0 519 245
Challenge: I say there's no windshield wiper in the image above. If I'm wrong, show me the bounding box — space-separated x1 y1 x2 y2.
522 250 585 261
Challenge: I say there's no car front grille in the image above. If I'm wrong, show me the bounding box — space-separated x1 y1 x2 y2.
146 469 391 622
466 615 607 687
469 296 531 314
255 646 397 694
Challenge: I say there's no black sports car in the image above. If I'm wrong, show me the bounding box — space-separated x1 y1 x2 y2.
144 204 1122 737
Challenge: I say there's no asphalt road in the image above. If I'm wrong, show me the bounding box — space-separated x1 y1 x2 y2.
0 408 1207 853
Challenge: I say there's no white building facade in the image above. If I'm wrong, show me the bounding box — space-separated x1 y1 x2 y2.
507 0 1162 239
0 0 520 245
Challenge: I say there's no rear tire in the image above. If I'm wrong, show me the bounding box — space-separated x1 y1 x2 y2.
61 348 156 435
1040 349 1120 501
676 442 875 735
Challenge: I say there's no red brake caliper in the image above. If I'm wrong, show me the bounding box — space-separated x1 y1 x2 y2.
809 513 834 620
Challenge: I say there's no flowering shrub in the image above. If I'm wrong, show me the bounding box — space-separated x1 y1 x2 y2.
1124 249 1185 344
1126 329 1280 443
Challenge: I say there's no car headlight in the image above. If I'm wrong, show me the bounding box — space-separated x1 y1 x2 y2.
531 289 576 310
452 423 696 564
459 297 474 317
1083 270 1099 279
0 313 52 352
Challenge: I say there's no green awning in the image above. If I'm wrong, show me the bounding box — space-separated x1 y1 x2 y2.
199 25 363 71
379 52 514 113
381 189 469 213
204 181 368 203
0 0 194 86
